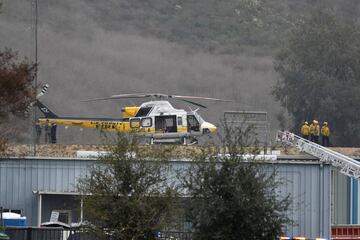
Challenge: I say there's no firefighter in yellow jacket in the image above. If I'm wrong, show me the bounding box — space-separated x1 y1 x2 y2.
309 120 316 142
300 121 310 140
321 122 330 147
310 120 320 144
313 120 320 144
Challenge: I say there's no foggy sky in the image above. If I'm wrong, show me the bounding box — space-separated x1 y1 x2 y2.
0 0 281 144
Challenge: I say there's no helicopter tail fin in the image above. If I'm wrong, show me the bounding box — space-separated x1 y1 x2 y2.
36 100 58 118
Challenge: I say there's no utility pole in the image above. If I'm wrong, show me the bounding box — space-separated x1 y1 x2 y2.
31 0 38 156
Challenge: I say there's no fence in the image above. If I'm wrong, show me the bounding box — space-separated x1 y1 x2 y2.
5 227 192 240
223 111 270 151
332 224 360 239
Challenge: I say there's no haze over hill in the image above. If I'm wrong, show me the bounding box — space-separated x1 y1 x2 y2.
0 0 359 143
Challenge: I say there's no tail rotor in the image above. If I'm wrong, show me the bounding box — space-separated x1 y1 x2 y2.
24 84 49 117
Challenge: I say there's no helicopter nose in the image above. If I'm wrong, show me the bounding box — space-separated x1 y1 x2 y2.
208 123 217 132
202 122 217 133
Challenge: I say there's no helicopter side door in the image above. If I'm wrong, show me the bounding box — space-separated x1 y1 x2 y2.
187 115 200 132
155 115 177 133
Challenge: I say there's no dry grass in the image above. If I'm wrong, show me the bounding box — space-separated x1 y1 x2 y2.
1 144 203 158
2 144 360 158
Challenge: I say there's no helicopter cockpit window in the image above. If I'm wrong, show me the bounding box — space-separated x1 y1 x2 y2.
135 107 152 117
187 115 200 131
177 117 183 126
141 118 152 127
130 118 141 128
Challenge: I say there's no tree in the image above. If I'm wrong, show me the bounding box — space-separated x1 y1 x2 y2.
78 134 179 240
181 125 291 240
273 9 360 146
0 49 36 150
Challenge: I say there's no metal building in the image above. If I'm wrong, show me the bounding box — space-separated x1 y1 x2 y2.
0 155 331 239
331 159 360 225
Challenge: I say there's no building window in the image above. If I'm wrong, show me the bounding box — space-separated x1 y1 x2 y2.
53 210 72 224
2 209 22 215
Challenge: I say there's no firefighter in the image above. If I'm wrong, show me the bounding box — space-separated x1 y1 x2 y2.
300 121 310 140
321 121 330 147
309 120 316 142
313 120 320 144
50 123 57 144
35 121 42 144
44 120 51 143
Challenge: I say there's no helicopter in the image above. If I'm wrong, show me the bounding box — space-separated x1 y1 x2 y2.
36 93 233 144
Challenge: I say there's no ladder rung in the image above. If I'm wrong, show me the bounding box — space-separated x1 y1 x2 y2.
277 131 360 178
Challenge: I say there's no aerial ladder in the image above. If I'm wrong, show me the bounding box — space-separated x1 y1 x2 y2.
276 130 360 178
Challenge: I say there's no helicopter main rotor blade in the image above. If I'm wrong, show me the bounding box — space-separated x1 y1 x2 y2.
82 93 236 103
81 93 153 102
170 95 235 102
180 99 207 108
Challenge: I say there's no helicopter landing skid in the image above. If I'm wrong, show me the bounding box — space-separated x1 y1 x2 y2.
149 137 198 145
186 137 198 145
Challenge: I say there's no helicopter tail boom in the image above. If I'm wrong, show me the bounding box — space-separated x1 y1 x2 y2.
36 100 59 119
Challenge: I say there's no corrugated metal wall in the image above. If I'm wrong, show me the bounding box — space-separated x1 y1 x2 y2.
275 160 330 238
0 158 93 225
332 169 349 224
0 156 331 239
331 157 360 226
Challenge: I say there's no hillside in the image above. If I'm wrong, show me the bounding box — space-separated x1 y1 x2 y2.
84 0 360 53
0 0 359 144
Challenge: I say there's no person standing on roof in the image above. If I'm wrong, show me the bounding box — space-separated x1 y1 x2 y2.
35 120 42 144
313 120 320 144
50 123 57 144
300 121 310 140
309 120 316 142
321 121 330 147
44 119 51 143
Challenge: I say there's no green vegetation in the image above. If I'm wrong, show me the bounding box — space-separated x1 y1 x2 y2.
273 9 360 146
181 125 291 239
79 129 291 239
78 135 180 239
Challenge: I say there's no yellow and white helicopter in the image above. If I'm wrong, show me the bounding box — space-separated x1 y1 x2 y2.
36 93 233 144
